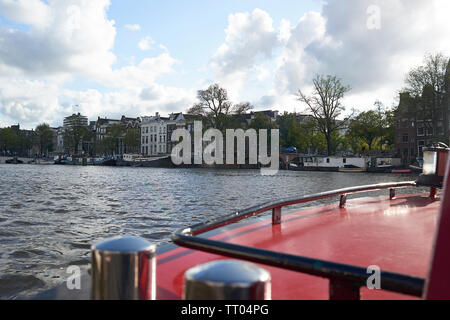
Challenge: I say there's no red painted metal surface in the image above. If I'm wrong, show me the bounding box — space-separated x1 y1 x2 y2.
392 169 412 173
424 156 450 299
156 193 440 300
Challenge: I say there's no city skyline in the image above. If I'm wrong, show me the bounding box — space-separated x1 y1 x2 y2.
0 0 449 130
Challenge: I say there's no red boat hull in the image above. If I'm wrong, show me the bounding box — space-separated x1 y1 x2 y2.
156 193 439 300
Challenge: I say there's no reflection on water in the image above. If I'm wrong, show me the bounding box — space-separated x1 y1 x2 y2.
0 164 423 299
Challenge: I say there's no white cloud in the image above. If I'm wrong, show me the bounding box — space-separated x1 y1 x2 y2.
0 0 195 129
210 8 278 100
0 0 116 78
0 0 50 27
125 24 140 31
213 1 450 113
138 36 154 51
274 0 450 112
278 19 291 43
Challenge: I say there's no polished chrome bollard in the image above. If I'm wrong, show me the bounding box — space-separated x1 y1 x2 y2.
183 260 271 300
91 236 156 300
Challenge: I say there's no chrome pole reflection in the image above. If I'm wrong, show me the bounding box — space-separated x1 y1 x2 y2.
183 260 271 300
91 236 156 300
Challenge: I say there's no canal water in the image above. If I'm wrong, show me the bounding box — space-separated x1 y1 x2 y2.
0 164 424 299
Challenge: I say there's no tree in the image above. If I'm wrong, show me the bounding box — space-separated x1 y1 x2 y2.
347 110 382 152
405 53 448 97
346 102 395 154
232 102 253 115
187 84 232 130
247 113 276 151
107 124 125 155
123 128 140 154
34 123 54 155
297 75 351 156
277 113 302 149
63 118 89 155
0 127 32 155
248 113 274 131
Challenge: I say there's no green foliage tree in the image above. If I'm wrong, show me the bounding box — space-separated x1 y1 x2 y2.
298 117 328 154
34 123 54 155
346 102 394 154
247 113 275 149
123 128 141 154
108 124 125 155
297 74 351 156
63 118 89 155
0 127 32 155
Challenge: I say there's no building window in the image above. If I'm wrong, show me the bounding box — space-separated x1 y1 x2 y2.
437 121 444 135
417 126 424 136
402 134 409 143
418 140 425 157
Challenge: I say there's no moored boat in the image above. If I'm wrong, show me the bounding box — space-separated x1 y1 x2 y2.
5 157 23 164
54 156 116 166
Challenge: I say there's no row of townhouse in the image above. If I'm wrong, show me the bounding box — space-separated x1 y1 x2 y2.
55 110 279 157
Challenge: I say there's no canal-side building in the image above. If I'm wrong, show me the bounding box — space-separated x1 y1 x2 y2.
56 127 64 153
166 112 186 155
63 113 88 128
118 116 141 155
394 60 450 165
94 117 121 142
243 110 279 125
94 116 141 156
140 113 168 156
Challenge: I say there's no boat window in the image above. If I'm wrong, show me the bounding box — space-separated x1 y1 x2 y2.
326 158 330 163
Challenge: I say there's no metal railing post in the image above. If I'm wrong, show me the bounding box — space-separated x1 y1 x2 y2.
389 188 396 200
183 260 271 300
91 236 156 300
272 207 281 225
339 194 347 208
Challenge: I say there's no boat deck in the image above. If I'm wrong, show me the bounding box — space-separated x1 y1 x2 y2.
157 193 440 299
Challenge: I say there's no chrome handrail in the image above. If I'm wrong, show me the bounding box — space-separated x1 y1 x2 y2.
172 181 427 299
179 181 417 236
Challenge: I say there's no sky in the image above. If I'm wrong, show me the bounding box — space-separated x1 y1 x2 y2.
0 0 449 130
